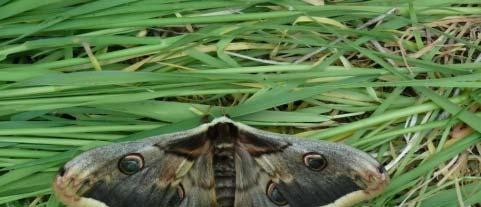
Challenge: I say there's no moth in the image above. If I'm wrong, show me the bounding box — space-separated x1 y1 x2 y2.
53 117 389 207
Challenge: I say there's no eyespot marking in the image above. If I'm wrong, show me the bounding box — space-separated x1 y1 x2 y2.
303 152 328 171
167 184 185 206
118 153 144 175
266 181 288 206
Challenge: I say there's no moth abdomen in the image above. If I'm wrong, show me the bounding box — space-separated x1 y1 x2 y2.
212 122 237 207
212 149 236 207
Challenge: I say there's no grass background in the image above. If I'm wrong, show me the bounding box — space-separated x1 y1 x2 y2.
0 0 481 206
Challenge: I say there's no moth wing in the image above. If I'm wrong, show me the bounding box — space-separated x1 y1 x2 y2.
54 126 216 207
178 151 216 207
234 146 283 207
234 123 388 207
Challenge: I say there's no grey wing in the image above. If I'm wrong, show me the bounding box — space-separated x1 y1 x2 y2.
234 146 281 207
234 124 389 207
54 127 216 207
179 151 216 207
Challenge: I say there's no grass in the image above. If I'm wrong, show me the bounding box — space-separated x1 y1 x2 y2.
0 0 480 206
